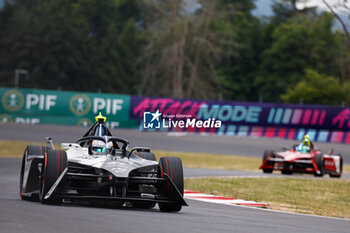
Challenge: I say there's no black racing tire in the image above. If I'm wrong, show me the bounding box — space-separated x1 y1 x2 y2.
262 150 275 173
158 157 184 212
313 154 324 177
329 154 343 178
39 149 67 205
20 145 49 201
136 151 157 161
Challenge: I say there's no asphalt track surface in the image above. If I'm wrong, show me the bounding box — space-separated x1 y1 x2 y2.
1 158 349 233
1 123 350 164
1 124 350 232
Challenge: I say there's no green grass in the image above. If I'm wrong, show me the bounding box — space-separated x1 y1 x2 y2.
1 140 349 173
153 150 261 171
185 177 350 218
0 140 61 158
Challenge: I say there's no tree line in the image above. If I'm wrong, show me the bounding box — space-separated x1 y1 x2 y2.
1 0 350 105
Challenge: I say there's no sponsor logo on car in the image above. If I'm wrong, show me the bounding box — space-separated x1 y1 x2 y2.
325 159 336 170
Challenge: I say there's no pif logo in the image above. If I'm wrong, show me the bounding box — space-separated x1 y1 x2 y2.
70 94 91 116
1 89 24 112
0 114 13 123
143 109 162 129
77 118 93 127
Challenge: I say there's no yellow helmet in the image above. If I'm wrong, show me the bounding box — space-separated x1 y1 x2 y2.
303 134 311 146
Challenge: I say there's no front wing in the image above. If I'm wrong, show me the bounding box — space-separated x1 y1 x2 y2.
47 162 187 206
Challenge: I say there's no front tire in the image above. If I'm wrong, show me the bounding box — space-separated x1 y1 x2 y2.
158 157 184 212
39 149 67 205
313 154 324 177
262 150 275 173
20 145 49 201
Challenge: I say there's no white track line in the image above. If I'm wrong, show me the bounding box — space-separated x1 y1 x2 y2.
184 190 268 208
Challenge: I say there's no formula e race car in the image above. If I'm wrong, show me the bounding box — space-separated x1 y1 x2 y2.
19 113 187 212
259 145 343 178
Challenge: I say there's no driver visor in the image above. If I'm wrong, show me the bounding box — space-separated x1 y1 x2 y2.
92 147 106 153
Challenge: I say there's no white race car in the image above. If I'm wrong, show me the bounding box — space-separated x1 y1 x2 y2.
20 113 187 212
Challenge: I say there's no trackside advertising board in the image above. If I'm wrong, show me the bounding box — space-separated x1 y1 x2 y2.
0 87 136 128
1 87 350 143
129 96 350 143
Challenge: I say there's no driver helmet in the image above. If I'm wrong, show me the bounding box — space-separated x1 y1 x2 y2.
303 134 311 146
91 140 107 155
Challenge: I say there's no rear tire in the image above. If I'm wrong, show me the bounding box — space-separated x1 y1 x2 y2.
262 150 275 173
158 157 184 212
39 149 67 205
313 154 324 177
20 145 49 201
329 154 343 178
136 152 156 161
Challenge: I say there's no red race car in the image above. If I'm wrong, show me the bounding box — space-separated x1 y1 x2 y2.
259 145 343 178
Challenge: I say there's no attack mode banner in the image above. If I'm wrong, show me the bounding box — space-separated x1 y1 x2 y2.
0 87 136 128
130 96 350 143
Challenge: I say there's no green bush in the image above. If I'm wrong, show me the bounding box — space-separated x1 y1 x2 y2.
281 69 346 105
